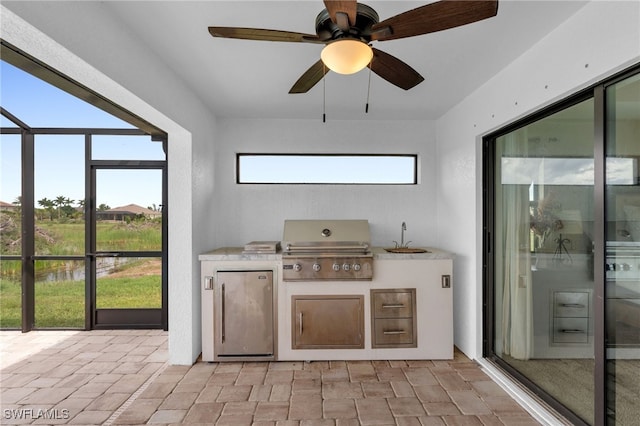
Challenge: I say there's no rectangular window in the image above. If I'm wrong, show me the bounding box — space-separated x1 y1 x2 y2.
236 154 417 184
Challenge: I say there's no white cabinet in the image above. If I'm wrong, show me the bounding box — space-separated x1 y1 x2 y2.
531 258 594 358
201 248 454 361
552 291 590 344
278 255 454 361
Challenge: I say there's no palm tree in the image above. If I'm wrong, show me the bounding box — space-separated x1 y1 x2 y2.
76 199 86 219
38 197 55 220
54 195 66 219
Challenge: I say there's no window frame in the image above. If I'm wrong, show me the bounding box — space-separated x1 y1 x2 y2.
235 153 418 185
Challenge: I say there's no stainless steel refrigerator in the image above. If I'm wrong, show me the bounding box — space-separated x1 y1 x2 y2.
214 270 274 360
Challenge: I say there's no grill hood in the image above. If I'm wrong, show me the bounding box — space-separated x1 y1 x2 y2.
282 220 371 255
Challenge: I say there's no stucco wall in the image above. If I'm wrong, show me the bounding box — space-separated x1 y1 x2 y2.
435 0 640 359
212 118 437 248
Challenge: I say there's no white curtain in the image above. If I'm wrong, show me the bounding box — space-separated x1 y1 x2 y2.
497 133 533 360
500 184 533 359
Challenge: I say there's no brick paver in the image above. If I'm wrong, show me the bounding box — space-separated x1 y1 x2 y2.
0 330 544 425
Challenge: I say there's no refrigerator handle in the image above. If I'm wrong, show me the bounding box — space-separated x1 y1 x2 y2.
221 283 226 344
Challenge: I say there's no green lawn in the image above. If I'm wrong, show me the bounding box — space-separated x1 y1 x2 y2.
0 216 163 328
2 217 162 257
0 275 161 328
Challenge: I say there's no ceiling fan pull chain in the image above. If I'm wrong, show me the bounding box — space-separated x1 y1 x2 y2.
366 59 373 114
323 63 327 123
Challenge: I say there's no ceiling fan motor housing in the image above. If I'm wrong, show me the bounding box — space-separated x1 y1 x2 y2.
315 3 379 42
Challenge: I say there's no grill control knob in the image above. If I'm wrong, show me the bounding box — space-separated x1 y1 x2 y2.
353 263 361 271
293 263 302 272
313 263 321 272
332 263 340 271
342 263 351 271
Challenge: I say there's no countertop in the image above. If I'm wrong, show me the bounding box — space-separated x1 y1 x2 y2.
198 246 455 261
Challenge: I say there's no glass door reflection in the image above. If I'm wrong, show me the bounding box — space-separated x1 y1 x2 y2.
493 98 596 424
605 72 640 425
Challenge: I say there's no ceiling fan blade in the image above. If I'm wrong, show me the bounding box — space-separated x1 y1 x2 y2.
371 0 498 41
208 27 323 43
368 48 424 90
323 0 358 29
289 60 330 94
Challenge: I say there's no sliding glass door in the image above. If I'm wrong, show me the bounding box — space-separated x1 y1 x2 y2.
486 67 640 425
90 166 165 328
490 97 596 424
604 72 640 425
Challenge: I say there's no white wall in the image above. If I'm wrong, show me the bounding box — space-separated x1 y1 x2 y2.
213 118 437 248
435 0 640 359
1 2 218 364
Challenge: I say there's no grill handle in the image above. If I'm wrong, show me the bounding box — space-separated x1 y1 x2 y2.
284 243 370 254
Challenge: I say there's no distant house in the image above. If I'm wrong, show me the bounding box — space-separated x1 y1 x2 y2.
96 204 161 221
0 201 19 212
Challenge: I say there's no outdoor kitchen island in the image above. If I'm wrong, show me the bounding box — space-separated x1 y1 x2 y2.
199 246 454 362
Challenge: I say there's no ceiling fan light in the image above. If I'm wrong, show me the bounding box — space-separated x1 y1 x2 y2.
321 39 373 75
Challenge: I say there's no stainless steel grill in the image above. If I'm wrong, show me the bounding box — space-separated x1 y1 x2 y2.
282 220 373 281
606 241 640 347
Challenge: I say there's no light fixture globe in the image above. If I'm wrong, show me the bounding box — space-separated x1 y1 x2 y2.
320 39 373 75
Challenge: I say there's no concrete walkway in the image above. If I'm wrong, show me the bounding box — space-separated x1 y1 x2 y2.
0 330 542 425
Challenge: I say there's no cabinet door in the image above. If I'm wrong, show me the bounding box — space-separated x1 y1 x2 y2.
292 295 364 349
216 271 273 357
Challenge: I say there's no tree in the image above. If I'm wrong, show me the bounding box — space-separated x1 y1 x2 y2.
97 203 111 212
61 197 75 218
54 195 67 219
38 197 55 220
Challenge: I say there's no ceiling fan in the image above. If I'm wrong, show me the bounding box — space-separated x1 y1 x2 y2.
209 0 498 94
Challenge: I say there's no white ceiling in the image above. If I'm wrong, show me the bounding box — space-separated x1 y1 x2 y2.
21 1 591 121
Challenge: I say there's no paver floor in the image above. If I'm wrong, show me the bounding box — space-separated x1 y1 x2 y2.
0 330 543 425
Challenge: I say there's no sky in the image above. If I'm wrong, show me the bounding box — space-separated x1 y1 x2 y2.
501 157 638 186
0 61 164 210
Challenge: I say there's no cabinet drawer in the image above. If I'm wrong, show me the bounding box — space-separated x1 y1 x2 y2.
373 318 415 347
554 291 589 318
553 317 589 343
372 290 414 318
